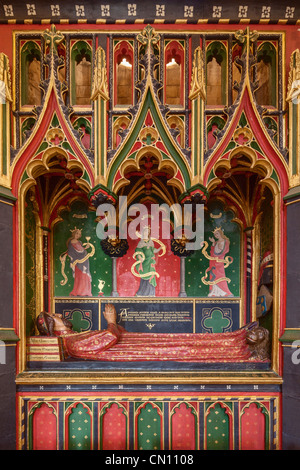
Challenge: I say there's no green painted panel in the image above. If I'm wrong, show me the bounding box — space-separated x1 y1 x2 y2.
238 112 248 128
250 140 263 154
223 141 236 154
185 200 240 298
51 113 60 128
62 141 76 156
206 402 230 450
53 199 112 297
34 141 48 156
136 403 162 451
67 403 92 450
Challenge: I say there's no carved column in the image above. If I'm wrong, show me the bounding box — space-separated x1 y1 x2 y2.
244 226 253 323
89 186 128 298
0 51 18 450
91 46 109 186
286 49 300 187
179 257 187 297
280 50 300 449
41 227 51 311
0 53 12 190
189 46 206 187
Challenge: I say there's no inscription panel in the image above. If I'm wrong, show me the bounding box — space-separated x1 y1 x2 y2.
101 300 194 333
53 298 241 334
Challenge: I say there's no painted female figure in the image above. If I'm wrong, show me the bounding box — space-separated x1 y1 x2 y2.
202 227 233 297
132 226 164 297
60 228 93 297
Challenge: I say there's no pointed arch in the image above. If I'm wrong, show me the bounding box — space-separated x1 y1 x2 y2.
107 87 191 192
11 88 94 197
204 86 288 193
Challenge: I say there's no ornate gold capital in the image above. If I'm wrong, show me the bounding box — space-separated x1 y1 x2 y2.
189 47 206 101
287 49 300 103
90 46 109 101
0 53 12 103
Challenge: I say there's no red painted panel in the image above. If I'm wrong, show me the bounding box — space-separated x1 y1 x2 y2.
101 403 127 450
32 403 57 450
117 236 180 297
117 210 180 297
241 403 266 450
171 403 196 450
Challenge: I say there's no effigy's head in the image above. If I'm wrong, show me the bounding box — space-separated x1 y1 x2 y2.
36 311 74 336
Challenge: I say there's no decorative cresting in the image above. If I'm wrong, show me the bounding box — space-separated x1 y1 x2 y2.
286 49 300 187
0 52 12 188
234 27 259 81
136 24 160 61
43 23 65 70
37 24 67 114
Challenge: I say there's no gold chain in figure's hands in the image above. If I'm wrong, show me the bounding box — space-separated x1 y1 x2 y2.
201 240 233 286
70 242 95 270
131 251 160 279
201 240 233 267
131 238 166 279
59 253 68 285
151 238 166 256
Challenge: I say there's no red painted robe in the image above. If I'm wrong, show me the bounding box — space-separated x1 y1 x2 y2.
68 240 92 297
60 324 255 362
208 239 233 297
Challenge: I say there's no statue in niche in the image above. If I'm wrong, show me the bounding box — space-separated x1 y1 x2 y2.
166 58 181 105
27 56 41 105
75 56 91 105
59 227 95 296
131 226 165 297
201 227 234 297
206 57 222 105
255 59 271 105
116 57 132 105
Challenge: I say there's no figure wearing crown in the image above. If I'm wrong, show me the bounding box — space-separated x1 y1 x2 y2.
60 227 95 297
202 226 234 297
